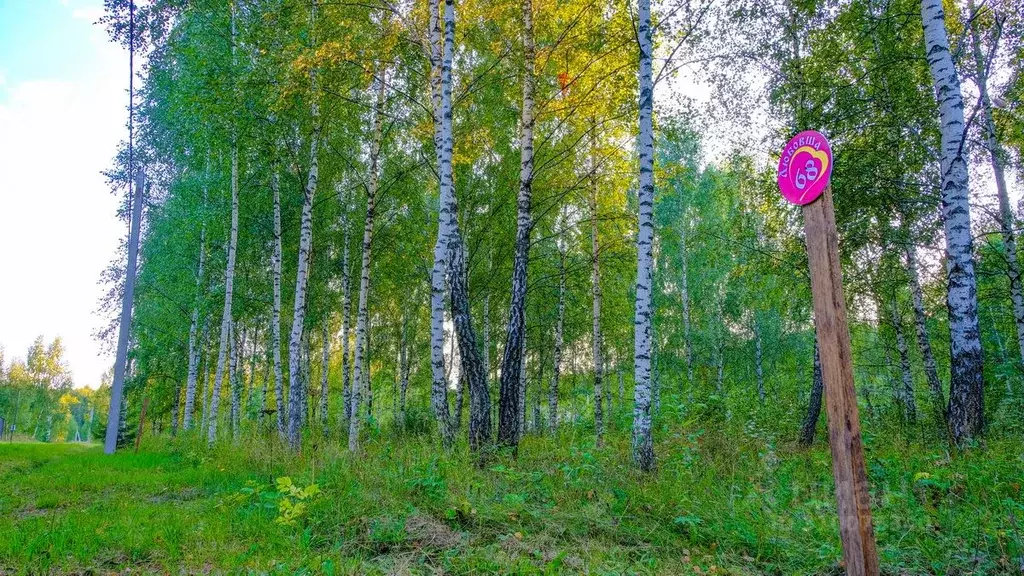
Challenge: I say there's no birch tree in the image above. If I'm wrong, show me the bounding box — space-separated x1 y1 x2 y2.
286 3 322 449
631 0 656 471
921 0 985 443
349 61 387 453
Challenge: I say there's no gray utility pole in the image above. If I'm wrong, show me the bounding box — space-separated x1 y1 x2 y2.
104 170 145 454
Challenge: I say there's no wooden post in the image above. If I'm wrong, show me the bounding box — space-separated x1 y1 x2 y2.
803 185 879 576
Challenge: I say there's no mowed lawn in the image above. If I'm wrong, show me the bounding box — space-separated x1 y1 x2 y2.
1 432 1023 575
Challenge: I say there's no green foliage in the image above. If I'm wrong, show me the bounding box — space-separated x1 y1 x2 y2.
3 427 1024 574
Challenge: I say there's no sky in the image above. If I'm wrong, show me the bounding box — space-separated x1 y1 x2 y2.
0 0 129 386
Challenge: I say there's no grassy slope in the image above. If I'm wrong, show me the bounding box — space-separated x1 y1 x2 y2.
1 424 1022 575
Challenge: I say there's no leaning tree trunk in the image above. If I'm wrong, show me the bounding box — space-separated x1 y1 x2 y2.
498 0 536 450
921 0 985 443
183 180 207 431
589 158 604 447
969 1 1024 365
631 0 656 472
348 64 387 453
271 167 286 440
286 76 322 450
799 340 823 446
208 138 240 445
906 242 948 428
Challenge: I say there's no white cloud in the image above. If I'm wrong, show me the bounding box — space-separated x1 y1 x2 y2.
0 13 128 386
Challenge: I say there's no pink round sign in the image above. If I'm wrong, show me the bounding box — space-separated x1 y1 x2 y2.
777 130 833 205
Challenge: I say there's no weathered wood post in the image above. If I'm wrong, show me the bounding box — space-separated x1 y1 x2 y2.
778 131 879 576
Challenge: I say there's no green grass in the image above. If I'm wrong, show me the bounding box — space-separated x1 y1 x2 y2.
1 420 1023 575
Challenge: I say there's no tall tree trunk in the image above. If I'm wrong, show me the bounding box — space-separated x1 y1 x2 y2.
483 294 491 383
969 1 1024 365
260 331 271 426
550 227 565 434
590 162 604 447
319 319 330 435
533 357 543 432
905 238 948 429
348 64 387 452
517 329 528 440
102 177 141 452
208 138 240 445
426 0 472 451
271 167 286 440
302 328 312 427
679 220 693 385
244 327 258 421
799 340 823 446
230 323 241 439
888 297 918 424
631 0 656 472
171 385 181 436
498 0 536 450
398 307 411 428
338 186 354 425
419 0 490 453
921 0 985 443
200 318 210 431
287 60 321 450
183 179 207 431
207 2 241 446
449 241 491 451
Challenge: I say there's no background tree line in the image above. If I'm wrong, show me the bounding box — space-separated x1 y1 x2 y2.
88 0 1024 465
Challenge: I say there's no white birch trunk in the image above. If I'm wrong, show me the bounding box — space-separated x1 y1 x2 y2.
348 64 387 452
183 183 206 431
969 1 1024 363
631 0 656 471
271 167 286 439
319 319 330 435
679 221 693 385
906 243 948 424
428 0 456 449
230 323 241 438
286 62 321 450
337 183 354 425
888 298 918 423
590 164 604 447
921 0 984 442
550 228 565 433
517 329 527 441
207 138 240 445
498 0 536 449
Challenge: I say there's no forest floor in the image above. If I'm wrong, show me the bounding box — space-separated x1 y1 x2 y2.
1 420 1023 575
